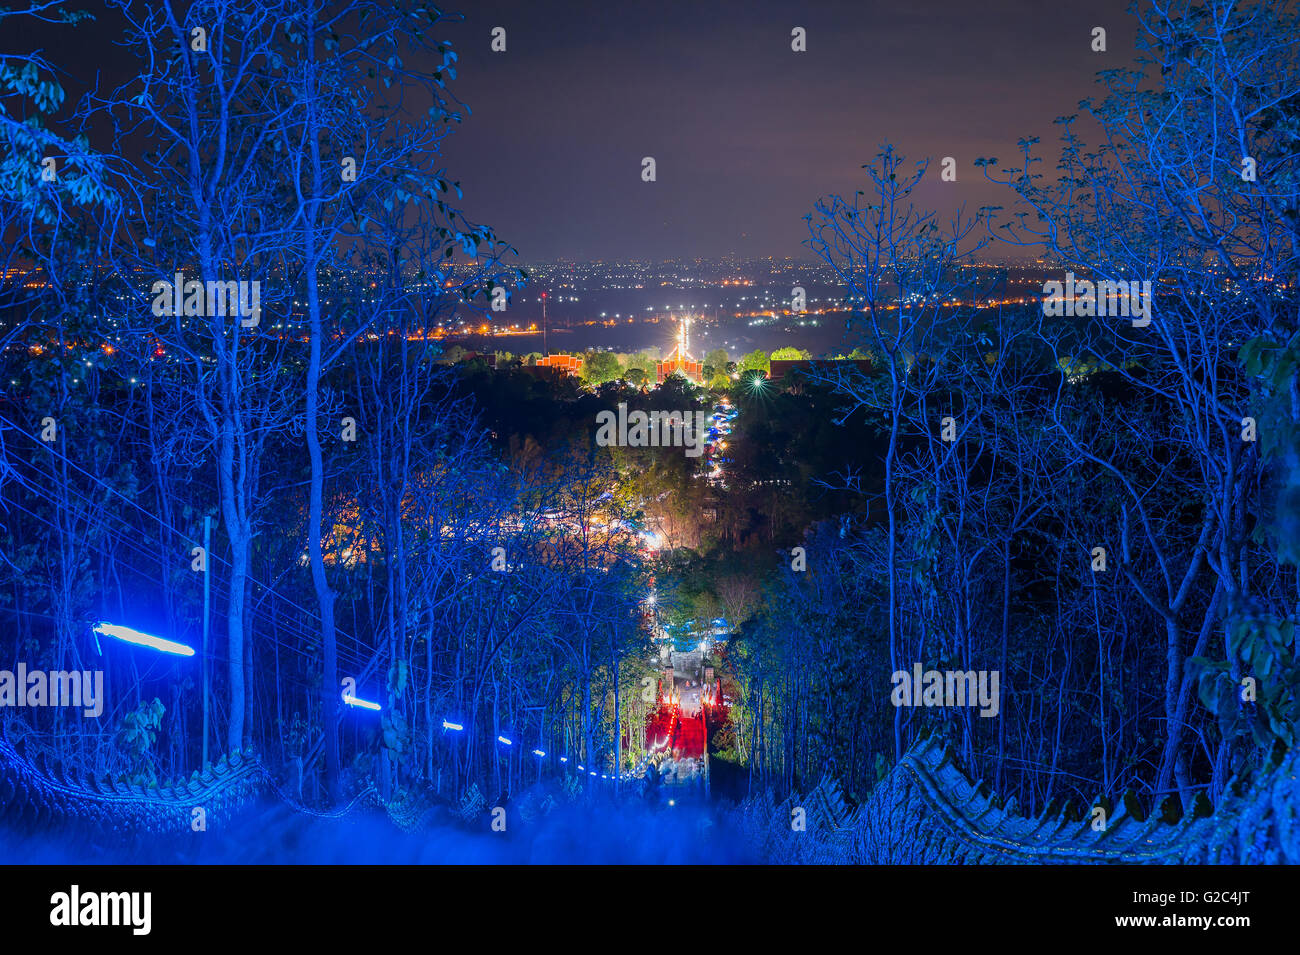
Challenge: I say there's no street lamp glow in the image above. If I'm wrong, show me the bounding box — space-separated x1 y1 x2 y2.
442 720 464 731
498 735 513 745
343 693 381 711
533 749 546 757
92 622 195 657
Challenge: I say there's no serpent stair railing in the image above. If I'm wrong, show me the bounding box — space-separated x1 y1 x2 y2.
3 725 1296 862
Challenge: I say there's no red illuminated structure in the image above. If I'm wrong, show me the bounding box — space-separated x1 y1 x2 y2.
537 353 583 376
655 317 703 384
645 701 706 760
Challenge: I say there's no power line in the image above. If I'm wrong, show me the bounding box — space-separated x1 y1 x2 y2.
0 466 370 667
0 471 376 675
0 411 377 663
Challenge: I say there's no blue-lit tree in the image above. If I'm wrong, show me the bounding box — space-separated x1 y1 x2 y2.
983 0 1300 803
783 0 1300 810
266 0 520 802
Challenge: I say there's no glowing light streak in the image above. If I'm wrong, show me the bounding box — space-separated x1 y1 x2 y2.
92 622 195 657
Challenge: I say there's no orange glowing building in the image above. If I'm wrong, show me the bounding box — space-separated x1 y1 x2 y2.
655 317 703 384
537 353 584 377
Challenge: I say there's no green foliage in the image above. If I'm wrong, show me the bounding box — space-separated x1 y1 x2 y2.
618 351 655 374
381 710 412 763
769 346 810 361
582 350 624 385
387 660 409 697
1191 607 1300 749
873 752 890 783
737 349 770 375
1239 333 1300 566
115 698 164 786
279 712 310 759
903 481 941 599
0 58 64 113
1055 354 1117 377
1 9 116 223
702 347 731 382
711 724 739 761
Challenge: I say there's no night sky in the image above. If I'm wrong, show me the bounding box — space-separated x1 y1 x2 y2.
437 0 1136 261
6 0 1138 262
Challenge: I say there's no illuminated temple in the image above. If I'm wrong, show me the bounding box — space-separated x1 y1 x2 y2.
655 316 704 384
